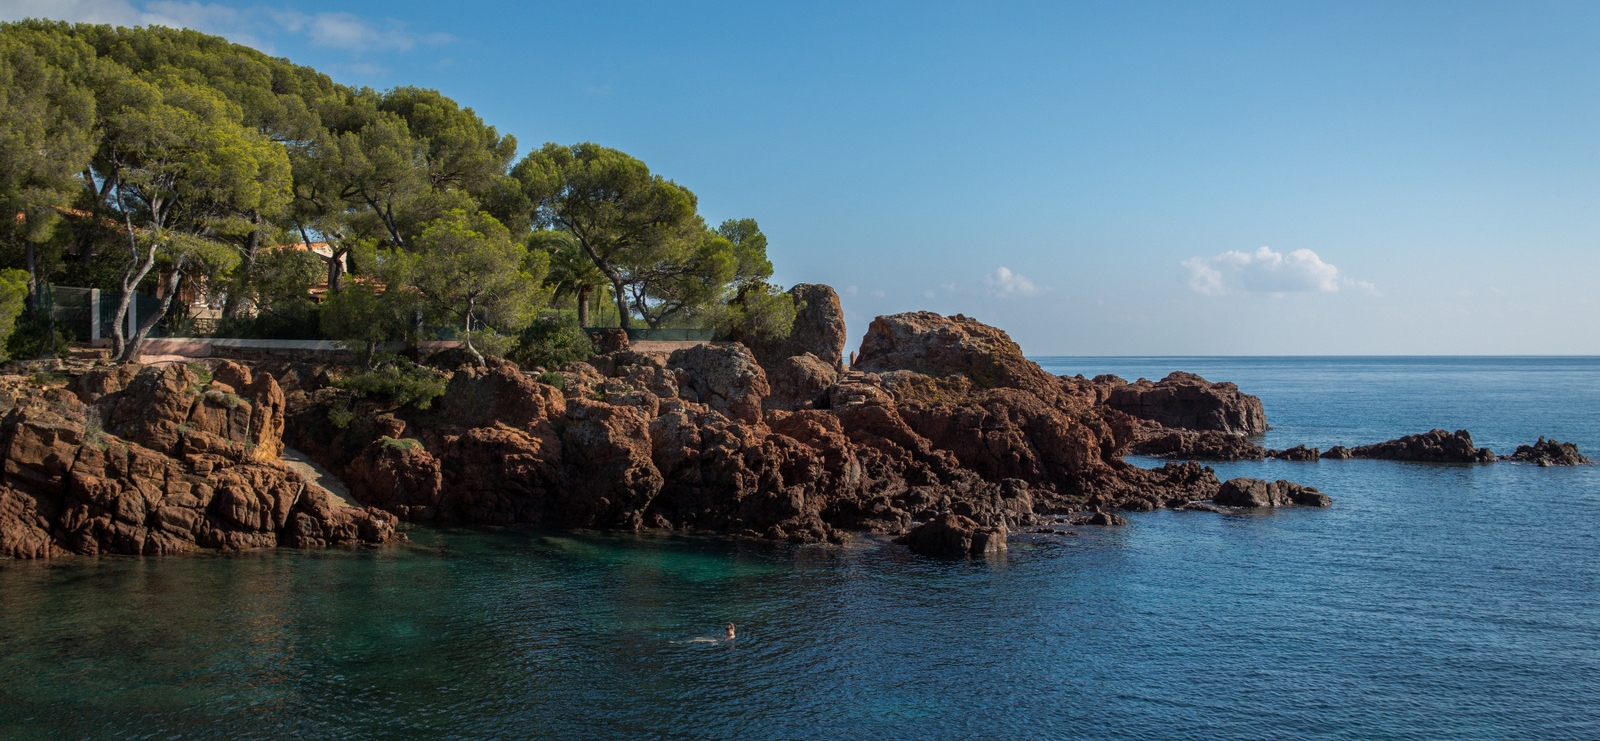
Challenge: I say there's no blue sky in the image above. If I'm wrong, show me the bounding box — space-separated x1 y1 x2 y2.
6 0 1599 355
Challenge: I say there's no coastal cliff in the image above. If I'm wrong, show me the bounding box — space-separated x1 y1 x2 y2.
2 286 1338 560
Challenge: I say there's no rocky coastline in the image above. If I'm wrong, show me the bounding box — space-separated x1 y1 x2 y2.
1 284 1585 561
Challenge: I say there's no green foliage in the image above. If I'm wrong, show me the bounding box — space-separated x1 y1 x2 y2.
328 402 354 429
186 361 212 385
727 281 798 341
388 209 548 364
536 371 565 390
5 311 69 360
378 436 425 452
331 358 449 410
0 269 27 360
508 314 594 371
319 280 413 366
513 142 700 329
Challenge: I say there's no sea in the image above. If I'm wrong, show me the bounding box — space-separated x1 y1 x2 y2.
2 356 1597 740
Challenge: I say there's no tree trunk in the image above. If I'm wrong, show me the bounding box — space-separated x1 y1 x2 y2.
577 284 591 327
609 273 631 330
328 246 348 294
222 213 262 319
109 218 159 362
23 242 38 315
462 297 485 366
118 266 183 363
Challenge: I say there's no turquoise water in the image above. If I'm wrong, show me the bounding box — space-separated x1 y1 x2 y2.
2 357 1598 739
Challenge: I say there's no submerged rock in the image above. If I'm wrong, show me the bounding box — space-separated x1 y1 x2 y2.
895 513 1007 557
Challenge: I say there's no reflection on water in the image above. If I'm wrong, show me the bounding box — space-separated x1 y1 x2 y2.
2 357 1599 739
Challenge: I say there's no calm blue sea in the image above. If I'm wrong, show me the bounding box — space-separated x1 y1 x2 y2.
2 357 1597 740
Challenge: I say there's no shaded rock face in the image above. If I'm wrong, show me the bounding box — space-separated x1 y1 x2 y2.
1130 426 1267 461
1348 429 1496 463
1105 372 1267 436
895 513 1007 557
0 366 395 559
1508 437 1592 466
1213 477 1330 508
740 284 847 368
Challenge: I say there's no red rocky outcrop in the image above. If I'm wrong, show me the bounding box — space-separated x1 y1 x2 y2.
276 307 1331 555
1105 371 1268 436
0 365 395 559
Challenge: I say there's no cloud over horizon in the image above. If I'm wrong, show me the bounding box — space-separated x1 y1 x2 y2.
1182 246 1374 296
984 266 1039 298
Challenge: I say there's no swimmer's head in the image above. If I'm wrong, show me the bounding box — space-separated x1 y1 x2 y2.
725 622 736 637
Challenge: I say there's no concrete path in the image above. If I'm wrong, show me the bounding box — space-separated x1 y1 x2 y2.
281 446 358 508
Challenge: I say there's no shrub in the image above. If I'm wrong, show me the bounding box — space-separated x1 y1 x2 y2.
378 437 424 452
508 315 593 370
331 358 449 410
536 371 565 390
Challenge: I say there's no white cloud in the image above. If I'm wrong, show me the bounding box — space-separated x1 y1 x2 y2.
1182 246 1369 296
871 290 886 297
844 285 858 295
274 10 452 51
983 266 1039 298
0 2 452 55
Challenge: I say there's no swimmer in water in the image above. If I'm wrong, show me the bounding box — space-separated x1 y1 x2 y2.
725 623 736 641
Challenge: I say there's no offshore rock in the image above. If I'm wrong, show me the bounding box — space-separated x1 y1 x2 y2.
895 513 1007 557
1348 429 1496 463
1508 437 1593 466
1214 478 1331 508
1104 371 1268 436
1268 445 1321 461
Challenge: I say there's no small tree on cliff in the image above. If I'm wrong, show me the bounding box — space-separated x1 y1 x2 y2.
387 209 547 366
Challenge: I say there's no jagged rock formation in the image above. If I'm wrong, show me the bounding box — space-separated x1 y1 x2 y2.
895 513 1007 557
1508 437 1593 466
285 310 1305 546
1346 429 1496 463
0 363 396 559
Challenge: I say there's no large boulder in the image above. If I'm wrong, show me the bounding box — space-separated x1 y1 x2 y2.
763 353 838 411
1104 372 1267 436
852 312 1065 403
1348 429 1495 463
1214 477 1330 508
668 344 769 423
741 284 848 367
895 513 1007 557
433 357 564 430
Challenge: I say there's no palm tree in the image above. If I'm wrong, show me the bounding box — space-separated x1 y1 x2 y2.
530 229 608 327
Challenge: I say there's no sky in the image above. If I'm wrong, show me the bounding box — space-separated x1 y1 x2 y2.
4 0 1598 356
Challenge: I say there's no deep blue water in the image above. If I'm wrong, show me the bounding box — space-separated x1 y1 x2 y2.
2 357 1598 740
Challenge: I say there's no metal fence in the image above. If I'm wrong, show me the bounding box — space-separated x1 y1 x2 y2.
585 327 719 342
41 285 162 343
